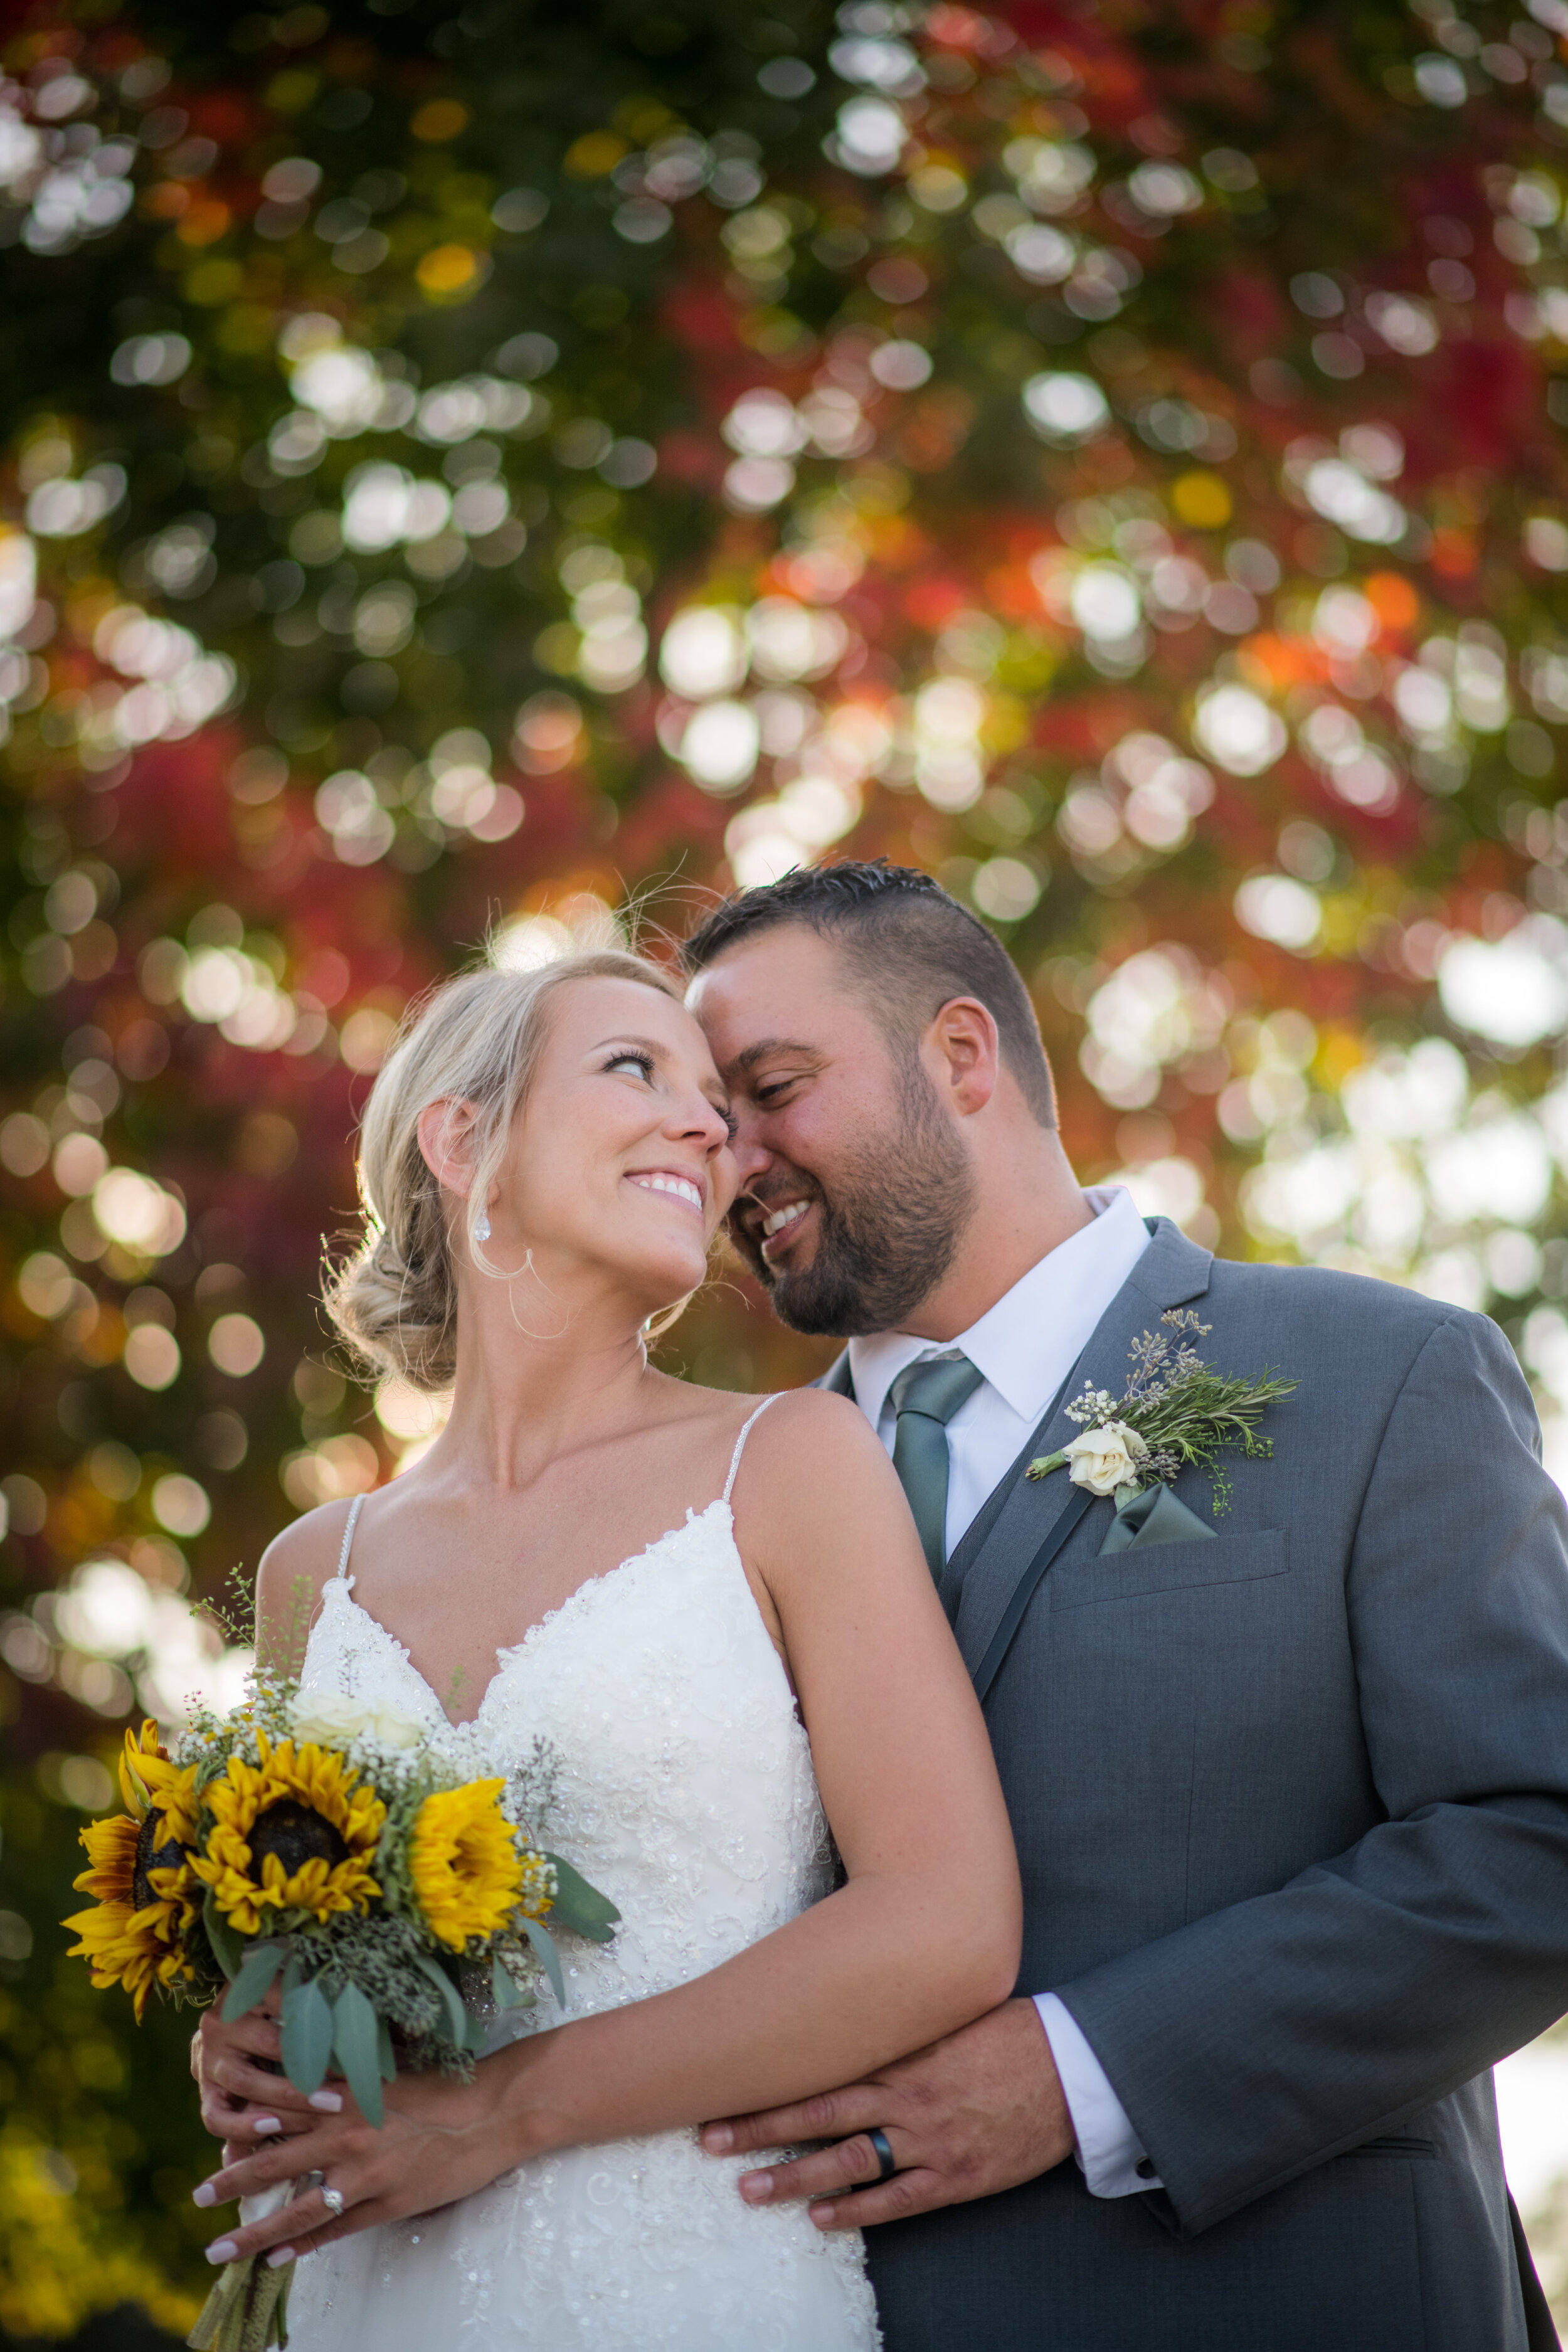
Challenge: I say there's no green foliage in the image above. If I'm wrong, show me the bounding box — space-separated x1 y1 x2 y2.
277 1973 332 2095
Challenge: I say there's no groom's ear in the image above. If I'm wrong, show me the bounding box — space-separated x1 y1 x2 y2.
924 997 1000 1118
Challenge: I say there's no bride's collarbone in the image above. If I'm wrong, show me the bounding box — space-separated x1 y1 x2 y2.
342 1491 731 1692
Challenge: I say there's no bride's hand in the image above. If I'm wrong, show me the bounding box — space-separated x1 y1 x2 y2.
190 2052 528 2268
193 1991 329 2153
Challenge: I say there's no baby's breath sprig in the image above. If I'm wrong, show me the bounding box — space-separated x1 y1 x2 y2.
1029 1311 1297 1515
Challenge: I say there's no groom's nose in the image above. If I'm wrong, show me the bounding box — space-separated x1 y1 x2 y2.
726 1109 775 1187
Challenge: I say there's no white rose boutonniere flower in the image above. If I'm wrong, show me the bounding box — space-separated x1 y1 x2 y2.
1062 1421 1149 1497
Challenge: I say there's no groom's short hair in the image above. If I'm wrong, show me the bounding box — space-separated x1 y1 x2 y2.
681 860 1057 1128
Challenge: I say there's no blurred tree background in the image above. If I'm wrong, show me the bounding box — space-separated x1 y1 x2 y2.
6 0 1568 2336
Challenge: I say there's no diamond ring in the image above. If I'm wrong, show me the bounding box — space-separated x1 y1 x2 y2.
320 2182 347 2218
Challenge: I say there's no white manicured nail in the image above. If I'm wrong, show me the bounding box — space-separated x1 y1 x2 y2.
266 2247 295 2269
308 2090 342 2112
252 2116 282 2136
192 2183 217 2208
206 2238 238 2264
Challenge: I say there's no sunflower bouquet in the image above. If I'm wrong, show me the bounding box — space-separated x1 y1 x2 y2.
64 1669 616 2352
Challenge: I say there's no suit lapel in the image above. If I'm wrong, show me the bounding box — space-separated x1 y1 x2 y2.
952 1219 1214 1686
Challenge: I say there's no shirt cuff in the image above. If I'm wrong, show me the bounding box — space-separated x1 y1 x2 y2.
1033 1993 1162 2198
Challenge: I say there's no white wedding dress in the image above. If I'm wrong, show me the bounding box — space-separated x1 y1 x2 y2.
285 1398 881 2351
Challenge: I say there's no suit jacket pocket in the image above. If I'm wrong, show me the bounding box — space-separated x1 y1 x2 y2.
1051 1527 1289 1609
1343 2135 1437 2159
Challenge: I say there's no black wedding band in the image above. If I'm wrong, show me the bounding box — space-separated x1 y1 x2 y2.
867 2127 897 2182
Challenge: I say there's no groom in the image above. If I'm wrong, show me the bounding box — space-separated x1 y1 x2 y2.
682 859 1568 2352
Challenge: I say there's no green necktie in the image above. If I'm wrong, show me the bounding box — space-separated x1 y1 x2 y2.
889 1352 985 1582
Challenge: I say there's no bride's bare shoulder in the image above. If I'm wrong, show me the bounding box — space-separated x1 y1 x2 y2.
256 1500 360 1629
731 1385 891 1488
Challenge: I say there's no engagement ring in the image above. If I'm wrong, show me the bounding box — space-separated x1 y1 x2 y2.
321 2181 347 2218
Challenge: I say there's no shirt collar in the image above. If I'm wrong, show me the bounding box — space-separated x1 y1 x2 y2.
847 1186 1152 1431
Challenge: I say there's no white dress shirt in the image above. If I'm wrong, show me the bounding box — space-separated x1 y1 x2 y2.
846 1184 1163 2198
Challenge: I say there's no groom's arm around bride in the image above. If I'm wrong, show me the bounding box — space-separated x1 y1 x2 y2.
686 861 1568 2352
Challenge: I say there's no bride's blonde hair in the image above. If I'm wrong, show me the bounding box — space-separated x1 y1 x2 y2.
325 948 682 1392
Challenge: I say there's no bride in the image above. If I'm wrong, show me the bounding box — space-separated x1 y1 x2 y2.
190 946 1020 2349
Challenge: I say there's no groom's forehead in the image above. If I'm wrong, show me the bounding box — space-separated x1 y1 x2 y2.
684 928 874 1068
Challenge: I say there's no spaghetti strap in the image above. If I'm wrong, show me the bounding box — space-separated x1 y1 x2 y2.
723 1394 780 1505
333 1491 366 1587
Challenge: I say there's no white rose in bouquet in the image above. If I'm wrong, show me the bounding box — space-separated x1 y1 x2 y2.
289 1691 425 1751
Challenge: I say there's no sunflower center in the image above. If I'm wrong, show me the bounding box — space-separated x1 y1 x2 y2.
248 1799 349 1878
132 1807 186 1910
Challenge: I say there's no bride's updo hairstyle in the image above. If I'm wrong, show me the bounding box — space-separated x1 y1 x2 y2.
325 948 681 1392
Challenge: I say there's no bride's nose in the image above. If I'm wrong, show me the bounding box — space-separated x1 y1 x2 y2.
667 1089 731 1157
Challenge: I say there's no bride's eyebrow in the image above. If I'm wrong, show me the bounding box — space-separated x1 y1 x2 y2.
591 1033 666 1057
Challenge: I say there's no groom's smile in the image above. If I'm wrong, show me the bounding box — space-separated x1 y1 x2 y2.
760 1197 812 1252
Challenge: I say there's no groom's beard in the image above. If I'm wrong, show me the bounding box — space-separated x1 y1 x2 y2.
730 1072 977 1338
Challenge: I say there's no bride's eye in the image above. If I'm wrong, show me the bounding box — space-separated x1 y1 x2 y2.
604 1050 655 1081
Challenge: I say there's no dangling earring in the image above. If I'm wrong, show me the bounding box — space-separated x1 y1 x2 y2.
473 1205 492 1244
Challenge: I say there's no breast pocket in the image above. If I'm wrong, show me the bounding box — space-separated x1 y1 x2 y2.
1051 1527 1289 1608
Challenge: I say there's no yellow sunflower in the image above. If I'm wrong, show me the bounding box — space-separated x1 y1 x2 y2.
63 1722 201 2021
408 1780 524 1951
190 1733 384 1937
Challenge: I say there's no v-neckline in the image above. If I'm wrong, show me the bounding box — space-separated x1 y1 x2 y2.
323 1496 733 1729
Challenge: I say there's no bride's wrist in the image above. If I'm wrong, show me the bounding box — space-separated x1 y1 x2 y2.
485 2034 576 2168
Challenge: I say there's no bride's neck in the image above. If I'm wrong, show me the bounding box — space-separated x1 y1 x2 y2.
432 1258 662 1489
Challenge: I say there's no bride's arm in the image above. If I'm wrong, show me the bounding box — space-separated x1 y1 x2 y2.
196 1394 1021 2260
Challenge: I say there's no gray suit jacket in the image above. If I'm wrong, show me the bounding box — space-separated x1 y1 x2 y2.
827 1220 1568 2350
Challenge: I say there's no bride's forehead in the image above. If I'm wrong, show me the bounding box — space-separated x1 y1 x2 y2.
546 976 707 1056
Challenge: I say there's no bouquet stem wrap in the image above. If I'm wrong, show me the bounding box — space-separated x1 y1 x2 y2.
188 2185 295 2351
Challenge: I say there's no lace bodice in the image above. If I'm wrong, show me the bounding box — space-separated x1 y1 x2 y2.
299 1487 835 2028
285 1400 879 2349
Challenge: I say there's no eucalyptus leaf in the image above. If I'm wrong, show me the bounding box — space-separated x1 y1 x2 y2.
331 1981 383 2128
520 1914 565 2008
202 1892 243 1983
280 1976 334 2096
221 1941 285 2025
543 1855 620 1944
490 1956 530 2011
462 2007 489 2054
410 1949 468 2047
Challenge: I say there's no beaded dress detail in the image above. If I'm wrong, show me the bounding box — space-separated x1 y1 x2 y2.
286 1398 881 2351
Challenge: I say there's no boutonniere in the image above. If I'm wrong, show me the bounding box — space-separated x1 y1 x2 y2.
1027 1311 1297 1515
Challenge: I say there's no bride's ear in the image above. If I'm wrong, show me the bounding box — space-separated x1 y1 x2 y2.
416 1097 481 1199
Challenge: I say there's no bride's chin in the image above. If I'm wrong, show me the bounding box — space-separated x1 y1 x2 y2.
615 1248 709 1319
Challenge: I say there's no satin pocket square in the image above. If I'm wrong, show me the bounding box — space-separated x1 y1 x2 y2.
1098 1483 1217 1555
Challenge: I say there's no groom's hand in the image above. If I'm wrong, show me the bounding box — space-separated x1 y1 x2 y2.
699 1998 1074 2230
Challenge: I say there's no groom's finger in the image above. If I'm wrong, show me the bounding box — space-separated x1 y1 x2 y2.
701 2083 884 2157
806 2168 945 2232
738 2130 896 2208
